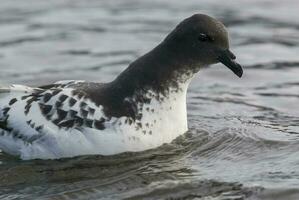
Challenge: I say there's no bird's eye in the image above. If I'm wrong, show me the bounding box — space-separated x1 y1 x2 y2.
198 33 213 42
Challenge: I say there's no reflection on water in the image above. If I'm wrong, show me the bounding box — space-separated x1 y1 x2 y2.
1 0 299 199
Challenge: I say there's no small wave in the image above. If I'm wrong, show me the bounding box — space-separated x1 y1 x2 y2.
245 61 299 70
0 37 42 47
192 95 275 112
239 37 299 47
0 33 71 48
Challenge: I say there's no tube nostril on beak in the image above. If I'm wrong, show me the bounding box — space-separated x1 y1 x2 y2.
227 50 236 60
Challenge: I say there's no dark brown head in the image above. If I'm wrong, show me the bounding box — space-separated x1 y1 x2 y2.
164 14 243 77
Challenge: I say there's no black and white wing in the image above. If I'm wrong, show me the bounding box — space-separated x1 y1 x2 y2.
0 82 108 159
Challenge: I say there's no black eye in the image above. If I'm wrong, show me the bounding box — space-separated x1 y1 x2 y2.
198 33 213 42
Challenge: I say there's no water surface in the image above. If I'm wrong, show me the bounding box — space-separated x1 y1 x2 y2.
0 0 299 199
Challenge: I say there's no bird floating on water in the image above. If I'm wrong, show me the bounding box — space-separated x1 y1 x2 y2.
0 14 243 160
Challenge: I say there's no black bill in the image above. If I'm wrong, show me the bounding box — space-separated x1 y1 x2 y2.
218 49 243 78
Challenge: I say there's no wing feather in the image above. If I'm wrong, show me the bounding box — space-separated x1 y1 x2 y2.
0 83 108 159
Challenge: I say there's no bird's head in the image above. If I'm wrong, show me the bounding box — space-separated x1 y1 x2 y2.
164 14 243 78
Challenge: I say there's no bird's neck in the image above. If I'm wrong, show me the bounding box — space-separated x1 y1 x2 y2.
113 42 198 98
104 42 198 120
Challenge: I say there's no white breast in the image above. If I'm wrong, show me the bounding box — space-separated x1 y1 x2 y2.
53 82 190 158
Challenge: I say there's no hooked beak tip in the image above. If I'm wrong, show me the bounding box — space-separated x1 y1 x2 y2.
235 64 243 78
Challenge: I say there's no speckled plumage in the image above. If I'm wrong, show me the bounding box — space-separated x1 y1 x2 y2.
0 80 189 159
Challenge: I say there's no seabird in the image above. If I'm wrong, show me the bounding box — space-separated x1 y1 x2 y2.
0 14 243 160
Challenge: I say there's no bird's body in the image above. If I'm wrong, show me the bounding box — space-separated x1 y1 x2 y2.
0 14 243 160
0 79 189 159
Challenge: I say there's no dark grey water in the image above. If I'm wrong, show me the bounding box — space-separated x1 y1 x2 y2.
0 0 299 199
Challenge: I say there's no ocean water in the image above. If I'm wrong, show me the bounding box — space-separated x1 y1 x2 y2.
0 0 299 199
